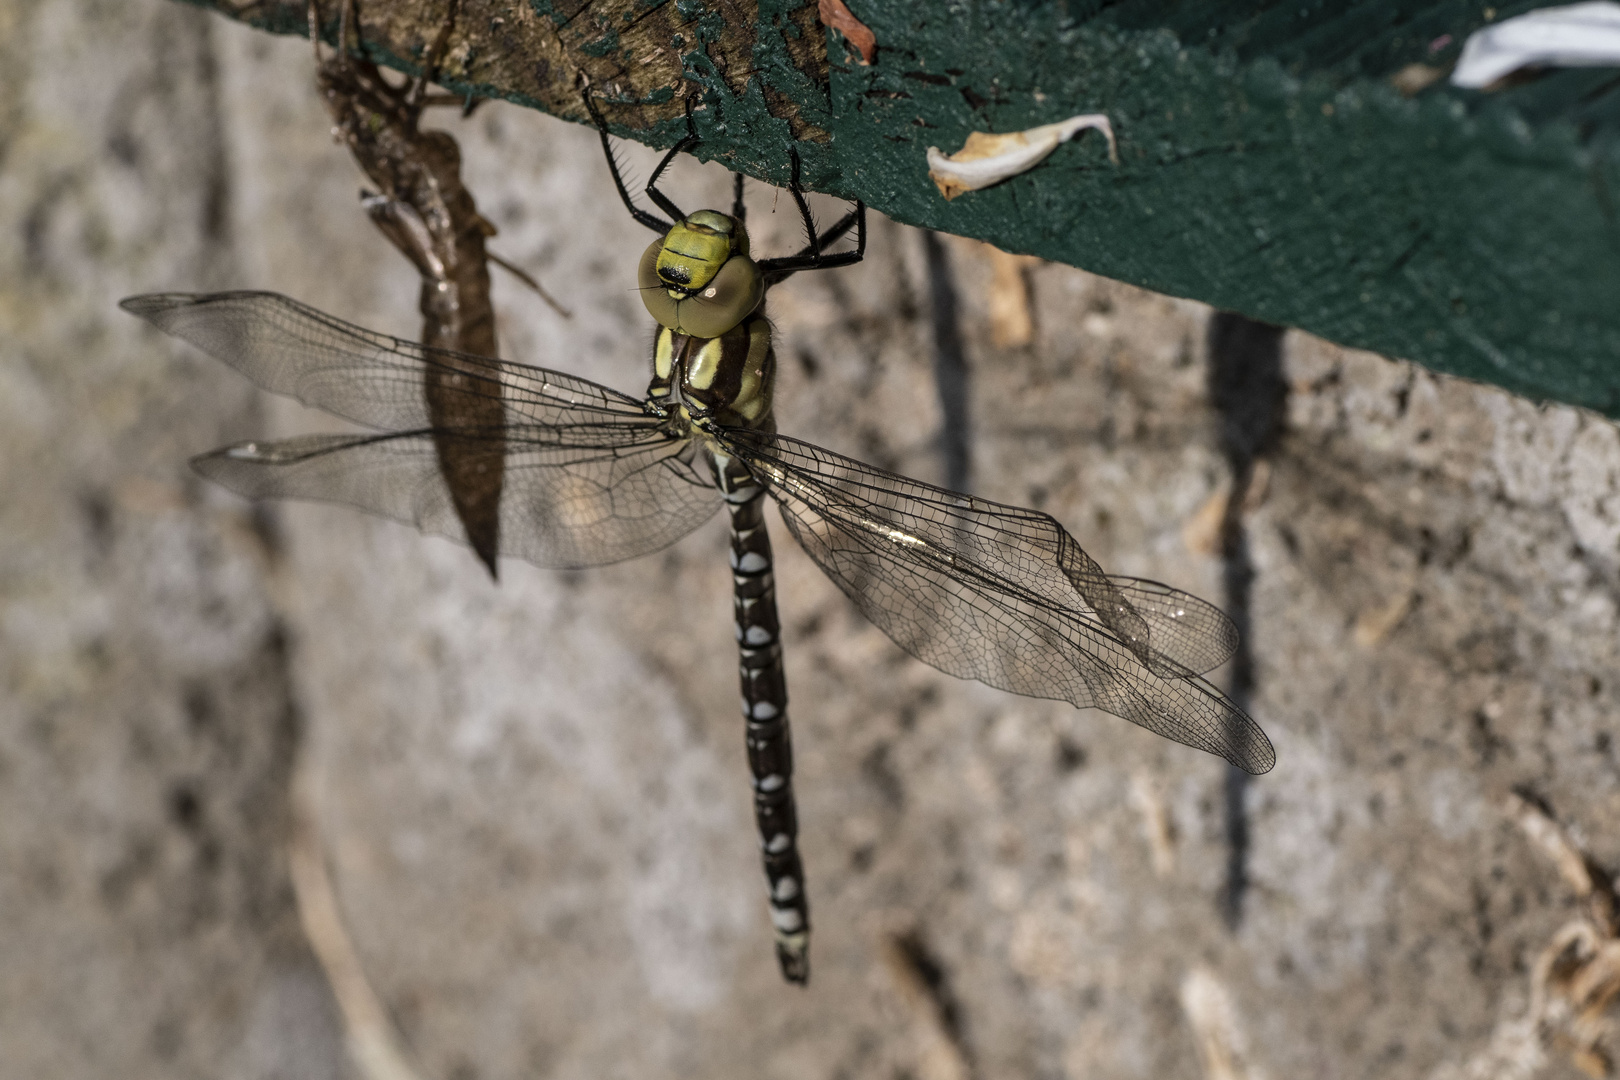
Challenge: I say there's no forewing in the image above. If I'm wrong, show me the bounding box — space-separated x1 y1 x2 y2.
195 426 720 570
725 430 1272 773
121 291 645 432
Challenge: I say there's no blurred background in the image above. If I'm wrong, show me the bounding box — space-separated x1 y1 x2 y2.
4 2 1620 1078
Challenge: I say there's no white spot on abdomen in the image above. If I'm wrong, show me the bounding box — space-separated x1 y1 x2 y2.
770 906 805 932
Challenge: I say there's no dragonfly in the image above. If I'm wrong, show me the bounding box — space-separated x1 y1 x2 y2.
121 109 1274 986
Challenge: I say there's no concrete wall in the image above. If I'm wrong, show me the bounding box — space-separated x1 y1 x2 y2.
4 2 1617 1078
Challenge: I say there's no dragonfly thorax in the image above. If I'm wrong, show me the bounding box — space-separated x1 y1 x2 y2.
639 211 764 338
648 318 775 430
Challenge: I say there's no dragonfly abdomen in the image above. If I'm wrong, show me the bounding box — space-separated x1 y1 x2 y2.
714 453 809 985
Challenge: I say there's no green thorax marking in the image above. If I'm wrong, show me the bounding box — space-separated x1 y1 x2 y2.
639 211 764 339
649 318 775 431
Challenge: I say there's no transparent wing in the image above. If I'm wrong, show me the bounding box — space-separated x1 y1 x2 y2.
125 291 721 568
194 427 719 570
723 429 1274 774
121 291 641 432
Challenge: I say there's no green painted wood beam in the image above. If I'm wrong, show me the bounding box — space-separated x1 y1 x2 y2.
186 0 1620 416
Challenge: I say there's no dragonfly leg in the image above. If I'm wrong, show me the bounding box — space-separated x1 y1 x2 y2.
755 150 865 280
713 453 810 985
402 0 462 111
639 96 700 224
808 202 864 258
583 86 703 233
581 85 680 235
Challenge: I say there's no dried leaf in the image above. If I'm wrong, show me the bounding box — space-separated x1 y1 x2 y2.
1179 968 1266 1080
983 244 1039 347
879 932 972 1080
1182 486 1229 558
1128 772 1177 878
926 114 1117 201
289 752 428 1080
1390 62 1447 96
1182 461 1270 557
1452 2 1620 89
818 0 876 65
1352 588 1414 647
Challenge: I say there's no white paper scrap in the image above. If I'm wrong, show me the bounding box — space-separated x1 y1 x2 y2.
1452 2 1620 88
926 114 1118 201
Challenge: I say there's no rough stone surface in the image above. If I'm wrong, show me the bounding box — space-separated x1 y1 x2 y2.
0 2 343 1078
5 3 1619 1079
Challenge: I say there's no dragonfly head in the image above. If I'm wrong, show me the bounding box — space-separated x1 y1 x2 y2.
639 211 763 338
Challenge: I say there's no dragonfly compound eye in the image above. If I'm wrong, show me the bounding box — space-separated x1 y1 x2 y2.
639 225 763 339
